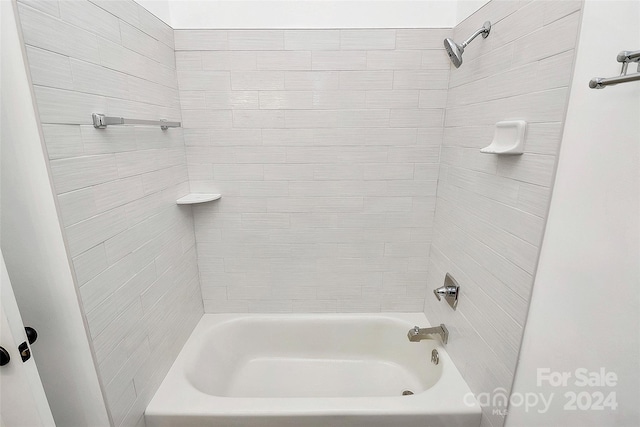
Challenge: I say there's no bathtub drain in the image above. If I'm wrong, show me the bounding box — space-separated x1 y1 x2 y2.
402 390 414 396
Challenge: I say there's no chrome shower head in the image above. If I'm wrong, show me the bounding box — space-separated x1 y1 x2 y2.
444 38 464 68
444 21 491 68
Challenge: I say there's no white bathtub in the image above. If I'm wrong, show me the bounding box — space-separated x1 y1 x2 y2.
145 313 481 427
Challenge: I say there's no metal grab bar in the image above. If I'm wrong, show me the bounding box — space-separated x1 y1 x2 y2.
589 72 640 89
590 49 640 89
617 50 640 63
92 113 181 130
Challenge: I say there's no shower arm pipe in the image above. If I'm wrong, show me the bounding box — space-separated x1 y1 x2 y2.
91 113 181 130
460 25 490 48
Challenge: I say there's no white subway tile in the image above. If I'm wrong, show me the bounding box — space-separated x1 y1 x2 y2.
241 213 290 229
384 242 430 258
235 147 287 164
367 50 422 70
120 20 159 59
390 109 444 128
292 300 337 313
363 164 414 180
267 197 363 213
257 51 311 70
203 299 249 313
231 71 285 90
233 110 285 128
174 30 228 50
393 70 450 90
202 51 256 70
517 182 551 218
312 91 366 109
364 128 417 146
285 71 340 90
175 52 202 70
99 39 177 89
363 197 413 213
365 90 419 109
58 0 121 43
214 164 264 181
66 206 129 257
177 71 230 90
50 154 118 193
543 0 582 25
340 30 396 50
421 50 451 69
419 90 448 109
41 124 83 159
179 91 207 110
285 110 338 128
259 91 313 109
33 86 106 125
193 129 262 146
138 4 174 48
388 146 440 163
313 165 364 181
18 3 100 63
88 0 138 26
228 30 284 50
25 47 73 90
262 129 314 146
285 30 340 50
205 91 260 109
264 165 315 181
312 51 367 70
18 0 60 17
339 71 393 90
512 12 580 66
395 29 452 50
72 244 108 285
70 59 130 100
181 110 232 129
496 153 557 187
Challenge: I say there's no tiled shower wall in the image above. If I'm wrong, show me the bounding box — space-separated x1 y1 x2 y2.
16 1 203 425
423 2 583 426
16 0 584 426
174 28 452 313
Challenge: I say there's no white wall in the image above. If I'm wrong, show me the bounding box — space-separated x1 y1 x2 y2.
0 1 111 425
137 0 487 29
506 1 640 426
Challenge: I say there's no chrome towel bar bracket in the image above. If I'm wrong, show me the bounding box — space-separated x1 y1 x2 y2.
92 113 181 130
590 49 640 89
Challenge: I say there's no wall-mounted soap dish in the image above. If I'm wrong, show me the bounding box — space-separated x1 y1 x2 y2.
480 120 527 155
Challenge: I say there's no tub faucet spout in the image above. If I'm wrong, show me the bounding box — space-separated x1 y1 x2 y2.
407 324 449 344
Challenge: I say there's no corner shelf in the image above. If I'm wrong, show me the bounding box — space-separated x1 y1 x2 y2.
176 193 221 205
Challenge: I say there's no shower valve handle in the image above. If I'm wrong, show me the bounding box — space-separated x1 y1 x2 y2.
433 286 458 301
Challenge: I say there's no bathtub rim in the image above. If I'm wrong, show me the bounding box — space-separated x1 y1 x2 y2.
146 312 481 418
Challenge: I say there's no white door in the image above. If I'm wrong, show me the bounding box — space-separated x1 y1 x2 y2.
0 251 55 427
